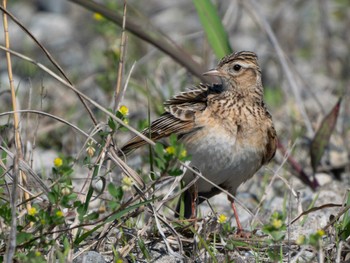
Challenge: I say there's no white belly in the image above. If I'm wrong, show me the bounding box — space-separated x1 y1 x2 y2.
183 127 262 195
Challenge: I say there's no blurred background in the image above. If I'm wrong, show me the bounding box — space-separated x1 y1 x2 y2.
0 0 350 261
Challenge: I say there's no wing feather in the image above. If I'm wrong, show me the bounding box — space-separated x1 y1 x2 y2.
120 114 195 155
120 84 217 155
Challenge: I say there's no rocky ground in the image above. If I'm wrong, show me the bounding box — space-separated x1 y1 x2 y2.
0 0 349 262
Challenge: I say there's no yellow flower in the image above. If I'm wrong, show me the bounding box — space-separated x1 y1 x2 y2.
98 204 106 214
119 105 129 116
61 187 71 196
56 210 64 217
272 218 283 229
28 207 37 216
296 235 306 245
93 13 104 21
122 176 133 191
180 149 187 158
316 229 325 237
166 146 175 155
123 118 129 125
115 259 123 263
40 219 46 225
54 157 63 167
86 141 96 157
217 214 228 224
35 251 41 257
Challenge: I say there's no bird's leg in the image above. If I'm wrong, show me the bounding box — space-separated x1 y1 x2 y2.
190 183 198 219
228 196 243 233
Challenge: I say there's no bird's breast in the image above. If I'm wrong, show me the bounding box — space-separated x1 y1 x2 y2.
182 121 264 194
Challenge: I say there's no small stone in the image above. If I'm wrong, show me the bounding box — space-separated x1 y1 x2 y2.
315 173 332 186
73 251 106 263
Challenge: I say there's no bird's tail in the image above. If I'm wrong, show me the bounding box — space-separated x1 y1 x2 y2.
175 189 193 219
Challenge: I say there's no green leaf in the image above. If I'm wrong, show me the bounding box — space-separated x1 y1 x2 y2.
74 223 104 245
107 198 155 222
169 133 177 145
83 184 95 213
138 238 151 261
340 192 350 240
17 232 33 245
168 168 183 177
0 203 12 224
310 99 342 173
84 211 99 221
108 117 116 131
155 158 165 170
48 191 58 204
76 203 86 216
193 0 233 58
154 142 164 157
107 183 123 200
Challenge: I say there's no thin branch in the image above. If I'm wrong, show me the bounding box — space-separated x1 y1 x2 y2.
2 0 32 221
68 0 209 83
0 110 90 138
290 203 343 226
4 154 18 263
0 5 98 125
114 0 127 110
0 45 156 147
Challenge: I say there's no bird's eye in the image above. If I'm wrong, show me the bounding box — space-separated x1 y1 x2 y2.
233 64 242 71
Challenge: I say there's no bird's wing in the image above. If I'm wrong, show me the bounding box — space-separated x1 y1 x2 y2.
261 106 278 164
164 84 208 120
262 125 277 164
120 84 213 155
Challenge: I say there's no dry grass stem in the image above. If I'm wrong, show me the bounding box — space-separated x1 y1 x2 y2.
114 0 128 110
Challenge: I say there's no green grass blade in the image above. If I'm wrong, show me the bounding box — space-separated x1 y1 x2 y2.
193 0 233 58
340 191 350 240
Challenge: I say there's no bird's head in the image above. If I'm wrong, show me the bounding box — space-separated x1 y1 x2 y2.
203 51 263 99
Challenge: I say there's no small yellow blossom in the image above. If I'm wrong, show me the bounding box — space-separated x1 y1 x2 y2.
56 210 64 217
272 218 283 229
98 204 106 214
93 13 104 21
35 251 41 257
116 259 123 263
54 157 63 167
61 187 71 196
122 176 133 191
316 229 325 237
166 146 175 155
40 219 46 225
123 118 129 125
296 235 306 245
180 149 187 158
217 214 228 224
86 141 96 157
28 207 37 216
119 105 129 116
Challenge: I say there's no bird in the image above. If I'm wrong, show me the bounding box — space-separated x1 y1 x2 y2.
120 51 277 233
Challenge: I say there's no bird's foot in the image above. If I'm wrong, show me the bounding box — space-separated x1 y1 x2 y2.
235 229 252 238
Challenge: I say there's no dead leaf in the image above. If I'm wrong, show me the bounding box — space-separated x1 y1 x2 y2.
310 99 342 173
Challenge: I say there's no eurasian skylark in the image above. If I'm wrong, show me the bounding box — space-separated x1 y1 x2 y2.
121 51 277 233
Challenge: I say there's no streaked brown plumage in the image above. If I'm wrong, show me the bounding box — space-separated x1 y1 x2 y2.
121 51 277 233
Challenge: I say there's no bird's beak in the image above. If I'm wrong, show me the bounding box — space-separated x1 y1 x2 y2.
203 69 224 77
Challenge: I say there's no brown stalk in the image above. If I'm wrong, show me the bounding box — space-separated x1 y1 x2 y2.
114 0 127 111
1 2 32 207
2 1 27 261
